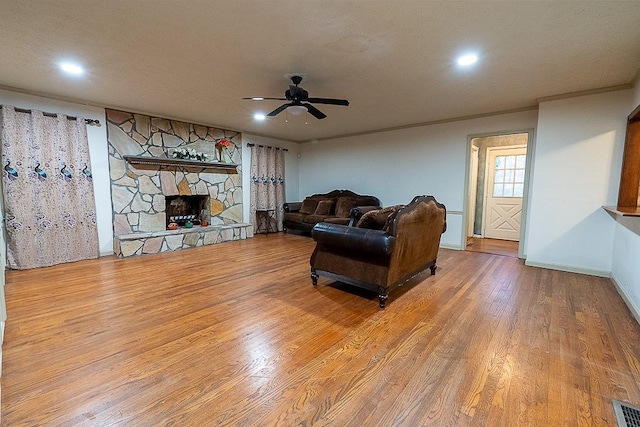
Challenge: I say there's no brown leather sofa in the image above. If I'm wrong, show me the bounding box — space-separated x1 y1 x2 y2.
310 195 447 308
283 189 381 233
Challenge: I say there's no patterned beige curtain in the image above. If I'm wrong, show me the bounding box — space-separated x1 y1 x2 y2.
0 106 99 269
249 145 285 232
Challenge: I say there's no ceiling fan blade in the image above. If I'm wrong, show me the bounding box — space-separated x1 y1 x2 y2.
242 97 288 101
266 103 292 116
303 103 327 119
307 97 349 106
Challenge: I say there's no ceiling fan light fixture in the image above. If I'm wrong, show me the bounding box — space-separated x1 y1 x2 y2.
287 105 307 116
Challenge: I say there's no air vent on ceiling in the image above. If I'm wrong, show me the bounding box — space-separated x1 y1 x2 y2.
613 399 640 427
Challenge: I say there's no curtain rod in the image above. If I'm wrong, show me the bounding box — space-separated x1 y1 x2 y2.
246 143 288 151
9 106 101 127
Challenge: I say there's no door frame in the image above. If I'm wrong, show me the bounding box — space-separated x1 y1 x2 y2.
463 128 535 259
467 145 479 239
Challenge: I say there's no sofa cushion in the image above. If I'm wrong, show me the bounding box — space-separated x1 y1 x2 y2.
299 198 319 215
324 217 350 225
357 205 404 230
303 214 331 224
284 212 308 223
335 197 357 218
355 196 380 207
314 199 334 216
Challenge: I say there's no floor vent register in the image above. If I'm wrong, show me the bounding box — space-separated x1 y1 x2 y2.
613 399 640 427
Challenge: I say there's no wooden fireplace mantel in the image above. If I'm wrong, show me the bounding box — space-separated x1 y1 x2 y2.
123 155 238 173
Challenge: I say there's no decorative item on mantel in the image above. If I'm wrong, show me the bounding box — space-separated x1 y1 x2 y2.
215 138 232 163
172 148 209 162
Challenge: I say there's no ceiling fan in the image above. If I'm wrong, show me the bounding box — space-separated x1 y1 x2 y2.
243 75 349 119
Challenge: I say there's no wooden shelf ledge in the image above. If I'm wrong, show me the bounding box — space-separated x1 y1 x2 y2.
123 155 238 172
603 206 640 217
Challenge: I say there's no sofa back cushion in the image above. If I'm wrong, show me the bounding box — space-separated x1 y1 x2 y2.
299 198 319 215
335 197 357 218
355 196 381 207
314 199 335 216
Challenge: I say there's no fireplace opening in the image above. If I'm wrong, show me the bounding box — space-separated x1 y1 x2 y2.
165 195 209 227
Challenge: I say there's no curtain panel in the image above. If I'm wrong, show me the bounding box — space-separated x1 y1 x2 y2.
0 106 99 269
249 145 285 233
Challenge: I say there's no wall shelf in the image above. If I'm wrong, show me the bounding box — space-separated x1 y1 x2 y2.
603 206 640 217
123 155 238 173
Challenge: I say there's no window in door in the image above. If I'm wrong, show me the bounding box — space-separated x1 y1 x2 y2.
492 153 526 198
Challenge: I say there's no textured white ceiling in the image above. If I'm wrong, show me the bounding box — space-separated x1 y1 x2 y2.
1 0 639 142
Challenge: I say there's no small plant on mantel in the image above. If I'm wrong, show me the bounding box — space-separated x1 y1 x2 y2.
172 148 209 161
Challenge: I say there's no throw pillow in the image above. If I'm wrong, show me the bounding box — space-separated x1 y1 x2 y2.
357 205 404 230
314 199 334 216
383 205 405 232
335 197 357 218
299 198 319 215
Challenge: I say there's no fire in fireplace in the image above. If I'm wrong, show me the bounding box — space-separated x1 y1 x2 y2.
165 195 209 226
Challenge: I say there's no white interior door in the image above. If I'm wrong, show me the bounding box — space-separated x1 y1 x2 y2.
483 146 526 241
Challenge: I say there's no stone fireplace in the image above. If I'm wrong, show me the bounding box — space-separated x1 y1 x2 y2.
106 109 253 258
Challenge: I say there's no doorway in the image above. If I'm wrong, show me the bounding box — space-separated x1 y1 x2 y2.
465 132 531 258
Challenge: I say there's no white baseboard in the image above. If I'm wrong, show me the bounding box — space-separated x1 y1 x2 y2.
440 243 464 250
524 260 610 278
610 273 640 326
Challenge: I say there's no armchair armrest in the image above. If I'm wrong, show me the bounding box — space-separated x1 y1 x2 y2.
312 223 396 256
283 202 302 213
348 205 381 226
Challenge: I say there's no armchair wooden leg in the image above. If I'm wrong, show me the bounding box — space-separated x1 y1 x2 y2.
311 268 318 286
430 264 437 275
378 293 388 308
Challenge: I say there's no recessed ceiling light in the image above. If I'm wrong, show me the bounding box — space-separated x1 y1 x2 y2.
251 97 264 101
59 62 84 75
457 54 478 67
254 113 266 121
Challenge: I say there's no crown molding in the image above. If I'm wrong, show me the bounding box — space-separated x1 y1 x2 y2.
536 83 633 104
299 105 539 144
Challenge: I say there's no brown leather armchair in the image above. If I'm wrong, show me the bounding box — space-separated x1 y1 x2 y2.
310 195 447 308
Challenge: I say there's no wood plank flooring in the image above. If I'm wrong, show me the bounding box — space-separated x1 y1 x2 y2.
2 233 640 426
466 237 519 258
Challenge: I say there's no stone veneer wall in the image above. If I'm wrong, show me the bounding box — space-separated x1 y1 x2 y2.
106 109 250 257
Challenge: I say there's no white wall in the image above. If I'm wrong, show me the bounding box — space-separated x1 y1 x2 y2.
525 90 631 276
298 110 538 249
241 134 300 224
611 83 640 322
0 89 113 255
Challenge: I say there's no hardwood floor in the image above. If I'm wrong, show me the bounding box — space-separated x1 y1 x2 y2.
466 237 519 258
2 233 640 426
